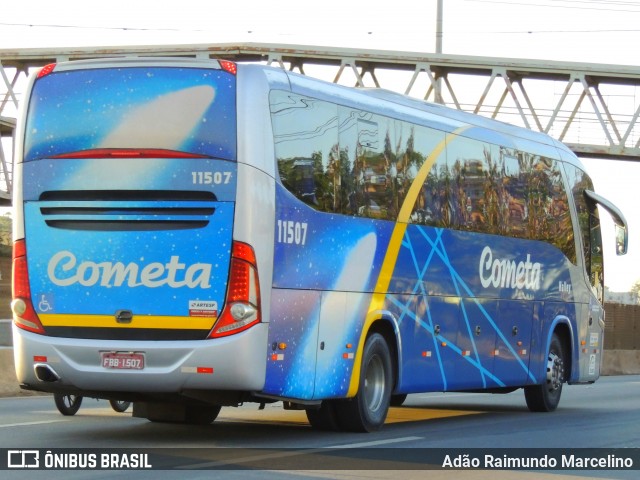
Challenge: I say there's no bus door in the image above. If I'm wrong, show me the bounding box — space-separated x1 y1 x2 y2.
263 289 321 399
578 193 606 381
313 291 364 399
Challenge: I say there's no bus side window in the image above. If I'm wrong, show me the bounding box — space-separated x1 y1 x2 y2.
270 91 339 212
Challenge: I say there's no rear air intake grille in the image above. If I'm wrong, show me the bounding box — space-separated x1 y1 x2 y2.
38 190 218 231
39 190 216 202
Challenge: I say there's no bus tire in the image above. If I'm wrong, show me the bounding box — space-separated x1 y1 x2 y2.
306 401 340 431
334 333 392 432
54 394 83 416
184 405 222 425
109 400 131 413
524 333 566 412
145 403 221 424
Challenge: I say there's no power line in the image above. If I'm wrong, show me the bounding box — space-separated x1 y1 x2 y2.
0 22 207 34
3 0 640 39
464 0 640 13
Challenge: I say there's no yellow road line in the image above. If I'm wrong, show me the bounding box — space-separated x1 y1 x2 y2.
385 407 482 423
216 406 482 426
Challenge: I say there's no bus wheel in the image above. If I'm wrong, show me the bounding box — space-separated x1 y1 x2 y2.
390 394 407 407
184 405 222 425
335 333 392 432
54 394 83 416
109 400 131 413
306 401 340 431
144 403 221 424
524 333 566 412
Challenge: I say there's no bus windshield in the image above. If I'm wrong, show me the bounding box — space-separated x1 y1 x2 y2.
24 67 237 162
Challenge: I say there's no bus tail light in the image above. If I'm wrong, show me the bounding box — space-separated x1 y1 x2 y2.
48 148 209 159
37 63 57 78
11 240 46 334
209 241 261 338
218 60 237 75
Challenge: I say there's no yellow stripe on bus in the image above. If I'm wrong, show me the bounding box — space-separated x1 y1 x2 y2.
39 314 215 330
347 128 468 397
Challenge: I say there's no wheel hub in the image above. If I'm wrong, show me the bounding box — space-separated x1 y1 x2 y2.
546 352 564 391
364 355 385 412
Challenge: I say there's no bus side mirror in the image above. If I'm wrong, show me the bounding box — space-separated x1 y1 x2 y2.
615 224 628 256
584 190 628 257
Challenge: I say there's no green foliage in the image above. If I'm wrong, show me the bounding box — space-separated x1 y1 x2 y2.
0 214 11 257
631 280 640 304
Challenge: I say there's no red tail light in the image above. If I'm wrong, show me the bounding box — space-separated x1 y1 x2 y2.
11 240 46 334
218 60 237 75
209 241 260 338
48 148 209 159
37 63 56 78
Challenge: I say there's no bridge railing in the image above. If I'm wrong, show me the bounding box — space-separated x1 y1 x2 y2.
3 42 640 203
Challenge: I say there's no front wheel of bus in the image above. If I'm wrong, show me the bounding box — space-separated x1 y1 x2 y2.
335 333 392 432
524 333 566 412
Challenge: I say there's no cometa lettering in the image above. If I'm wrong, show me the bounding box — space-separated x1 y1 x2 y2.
47 251 212 289
479 245 542 291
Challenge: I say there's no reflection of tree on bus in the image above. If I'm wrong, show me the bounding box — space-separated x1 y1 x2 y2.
292 158 317 205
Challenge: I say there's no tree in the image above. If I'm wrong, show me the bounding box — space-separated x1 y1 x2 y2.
630 280 640 305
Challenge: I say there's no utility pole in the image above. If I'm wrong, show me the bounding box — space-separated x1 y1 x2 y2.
435 0 444 104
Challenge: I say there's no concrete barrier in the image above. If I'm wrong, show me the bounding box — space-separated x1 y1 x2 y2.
601 350 640 376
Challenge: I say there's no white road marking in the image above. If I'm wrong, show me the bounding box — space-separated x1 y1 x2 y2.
178 436 422 469
327 436 423 448
0 419 67 428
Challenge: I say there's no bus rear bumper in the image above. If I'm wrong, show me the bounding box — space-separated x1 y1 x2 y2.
12 323 268 394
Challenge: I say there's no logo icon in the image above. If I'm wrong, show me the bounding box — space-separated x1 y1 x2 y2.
7 450 40 468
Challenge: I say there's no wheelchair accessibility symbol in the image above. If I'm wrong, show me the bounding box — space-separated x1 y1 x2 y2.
38 295 52 312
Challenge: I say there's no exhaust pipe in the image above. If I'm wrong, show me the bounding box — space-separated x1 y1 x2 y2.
34 364 61 383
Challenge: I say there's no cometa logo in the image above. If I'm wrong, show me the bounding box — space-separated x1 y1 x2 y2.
47 251 212 289
478 246 542 291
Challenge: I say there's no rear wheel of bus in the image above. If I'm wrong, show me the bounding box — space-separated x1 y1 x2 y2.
54 393 83 416
334 333 393 432
109 399 131 413
305 401 341 431
137 402 222 425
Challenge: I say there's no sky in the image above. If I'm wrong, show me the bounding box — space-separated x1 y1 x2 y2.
1 0 639 292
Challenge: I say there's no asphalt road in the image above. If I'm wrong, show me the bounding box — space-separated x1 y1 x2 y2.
1 375 639 480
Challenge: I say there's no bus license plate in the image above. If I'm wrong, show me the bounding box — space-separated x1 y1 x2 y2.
101 352 144 370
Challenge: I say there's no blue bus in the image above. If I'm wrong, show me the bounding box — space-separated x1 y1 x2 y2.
11 58 627 431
